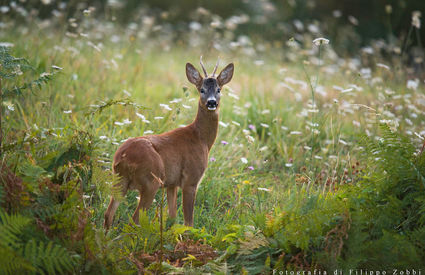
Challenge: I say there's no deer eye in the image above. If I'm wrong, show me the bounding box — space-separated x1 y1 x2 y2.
217 88 221 93
200 88 205 94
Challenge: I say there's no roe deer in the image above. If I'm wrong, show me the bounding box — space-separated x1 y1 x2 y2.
104 57 234 229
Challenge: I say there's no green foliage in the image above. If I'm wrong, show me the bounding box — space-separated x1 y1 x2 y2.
2 7 425 273
86 98 146 116
0 210 75 274
337 124 425 269
0 46 60 99
0 46 31 80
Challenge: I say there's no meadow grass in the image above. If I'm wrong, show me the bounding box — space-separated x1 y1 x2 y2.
2 20 425 273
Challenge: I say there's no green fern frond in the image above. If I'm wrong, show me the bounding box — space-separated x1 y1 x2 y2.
23 240 75 275
0 211 31 249
0 211 75 274
0 45 32 79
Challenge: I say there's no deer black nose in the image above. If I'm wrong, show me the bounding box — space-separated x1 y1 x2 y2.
206 99 217 110
207 99 217 106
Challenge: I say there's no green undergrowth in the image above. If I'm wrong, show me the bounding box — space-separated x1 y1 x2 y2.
1 24 425 274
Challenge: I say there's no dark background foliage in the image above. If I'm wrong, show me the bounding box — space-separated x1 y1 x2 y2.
3 0 424 53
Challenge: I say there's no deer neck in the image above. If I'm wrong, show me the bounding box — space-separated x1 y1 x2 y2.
192 101 219 151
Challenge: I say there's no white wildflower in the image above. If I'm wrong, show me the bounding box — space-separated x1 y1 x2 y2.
377 63 390 70
259 146 268 152
143 130 154 135
313 37 330 46
333 10 342 18
159 103 172 111
169 98 182 104
210 20 221 28
257 187 271 192
4 101 14 111
341 88 353 93
308 24 319 33
228 92 239 100
293 20 304 31
232 121 241 126
123 89 131 96
360 68 372 79
362 46 374 54
254 60 264 66
136 112 150 123
246 135 255 143
285 163 293 167
0 6 10 13
241 157 248 164
0 42 14 47
260 123 269 128
123 118 132 124
83 8 92 16
412 11 421 29
414 132 424 140
189 21 202 31
407 79 419 90
154 116 164 120
63 110 72 114
290 131 302 135
348 15 359 25
219 121 229 128
87 41 101 52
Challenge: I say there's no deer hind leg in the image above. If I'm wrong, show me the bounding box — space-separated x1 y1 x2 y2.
104 179 129 230
182 185 197 226
132 176 161 224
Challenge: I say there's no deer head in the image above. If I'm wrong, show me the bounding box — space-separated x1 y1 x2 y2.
186 56 234 111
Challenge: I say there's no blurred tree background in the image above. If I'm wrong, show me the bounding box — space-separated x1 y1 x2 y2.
2 0 424 56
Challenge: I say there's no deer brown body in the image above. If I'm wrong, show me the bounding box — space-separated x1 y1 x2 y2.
104 59 234 229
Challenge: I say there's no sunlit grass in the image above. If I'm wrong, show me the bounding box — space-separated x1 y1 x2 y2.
2 14 425 271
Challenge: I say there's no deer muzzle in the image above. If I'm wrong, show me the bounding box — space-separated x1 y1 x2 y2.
206 99 217 110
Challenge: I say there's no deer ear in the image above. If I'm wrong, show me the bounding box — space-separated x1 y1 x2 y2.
217 63 234 86
186 63 202 86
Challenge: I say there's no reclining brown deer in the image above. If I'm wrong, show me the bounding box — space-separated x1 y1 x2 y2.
104 57 234 229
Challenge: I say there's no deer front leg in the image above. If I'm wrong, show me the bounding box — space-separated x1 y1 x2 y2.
167 186 178 219
182 185 197 226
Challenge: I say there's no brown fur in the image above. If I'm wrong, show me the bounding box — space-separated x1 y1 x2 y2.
104 61 234 228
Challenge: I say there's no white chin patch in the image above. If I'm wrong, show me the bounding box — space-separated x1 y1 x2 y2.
207 106 217 111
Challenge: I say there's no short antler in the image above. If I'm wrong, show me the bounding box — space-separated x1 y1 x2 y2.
212 58 220 77
199 56 208 77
